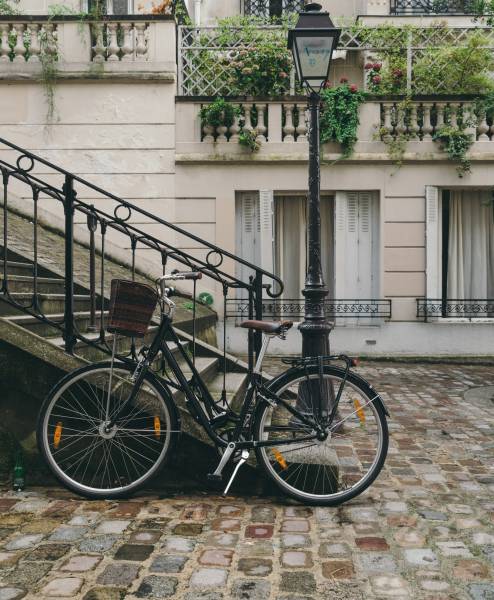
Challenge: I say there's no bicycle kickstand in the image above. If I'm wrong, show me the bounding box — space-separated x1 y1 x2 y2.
223 450 249 496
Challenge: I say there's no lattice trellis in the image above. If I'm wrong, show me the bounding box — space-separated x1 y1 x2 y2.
178 25 494 96
390 0 478 14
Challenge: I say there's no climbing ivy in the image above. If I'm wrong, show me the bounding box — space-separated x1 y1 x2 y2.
433 126 474 177
319 82 366 159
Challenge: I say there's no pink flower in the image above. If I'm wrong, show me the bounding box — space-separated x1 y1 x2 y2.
364 62 373 70
279 71 288 78
373 63 382 71
372 75 382 84
323 81 332 88
340 76 349 84
392 68 403 78
349 84 358 93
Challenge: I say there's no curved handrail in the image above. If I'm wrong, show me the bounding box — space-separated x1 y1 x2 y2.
0 136 284 298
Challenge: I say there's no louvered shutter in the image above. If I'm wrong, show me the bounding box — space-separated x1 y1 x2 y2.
259 190 274 274
335 191 377 300
426 186 440 300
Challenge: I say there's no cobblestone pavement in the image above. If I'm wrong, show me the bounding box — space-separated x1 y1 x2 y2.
0 361 493 600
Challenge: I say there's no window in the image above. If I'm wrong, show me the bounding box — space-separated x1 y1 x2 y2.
85 0 133 14
426 187 494 318
243 0 305 19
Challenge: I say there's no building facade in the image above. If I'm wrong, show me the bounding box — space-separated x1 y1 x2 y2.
1 0 493 355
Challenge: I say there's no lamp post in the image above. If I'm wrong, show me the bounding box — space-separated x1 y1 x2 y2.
288 2 341 363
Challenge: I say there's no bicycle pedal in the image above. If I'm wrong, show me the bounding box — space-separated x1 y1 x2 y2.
207 473 223 482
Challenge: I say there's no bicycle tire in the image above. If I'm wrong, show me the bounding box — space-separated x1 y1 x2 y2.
37 361 180 499
253 364 388 506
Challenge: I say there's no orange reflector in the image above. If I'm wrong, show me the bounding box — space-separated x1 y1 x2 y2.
272 449 288 470
353 399 366 424
53 422 63 449
350 357 359 367
154 416 161 438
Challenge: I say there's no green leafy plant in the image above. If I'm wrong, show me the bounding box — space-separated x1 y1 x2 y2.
199 97 240 129
0 0 20 14
433 125 474 177
378 97 417 170
238 129 260 153
319 82 366 159
412 31 494 95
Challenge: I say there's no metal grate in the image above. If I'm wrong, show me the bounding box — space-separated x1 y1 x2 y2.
417 299 494 320
390 0 477 14
243 0 305 18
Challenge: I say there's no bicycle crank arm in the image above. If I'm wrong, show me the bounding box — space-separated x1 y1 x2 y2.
223 450 249 496
207 442 236 482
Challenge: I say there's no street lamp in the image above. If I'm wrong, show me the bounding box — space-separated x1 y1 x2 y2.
288 2 341 362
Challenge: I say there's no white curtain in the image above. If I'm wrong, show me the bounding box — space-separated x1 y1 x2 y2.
275 196 334 300
448 190 494 299
275 196 306 299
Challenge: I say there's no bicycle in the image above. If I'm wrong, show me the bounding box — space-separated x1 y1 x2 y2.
37 273 390 506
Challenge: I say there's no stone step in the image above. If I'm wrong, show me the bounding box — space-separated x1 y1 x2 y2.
5 311 108 338
0 293 91 316
0 260 34 276
0 274 65 295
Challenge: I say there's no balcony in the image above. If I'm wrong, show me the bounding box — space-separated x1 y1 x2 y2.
176 97 494 163
390 0 477 14
0 15 175 81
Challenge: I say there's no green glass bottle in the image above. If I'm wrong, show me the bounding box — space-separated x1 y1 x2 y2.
12 452 25 492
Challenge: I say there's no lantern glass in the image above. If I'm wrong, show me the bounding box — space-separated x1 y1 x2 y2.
293 32 336 89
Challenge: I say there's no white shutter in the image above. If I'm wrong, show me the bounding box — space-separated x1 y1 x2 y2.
358 191 373 297
235 192 260 292
334 192 347 299
335 191 378 300
426 186 440 299
259 189 274 273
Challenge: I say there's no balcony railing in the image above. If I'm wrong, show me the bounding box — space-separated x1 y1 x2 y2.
417 299 494 320
227 299 392 324
379 99 494 141
176 97 494 159
0 15 174 67
390 0 477 14
243 0 304 18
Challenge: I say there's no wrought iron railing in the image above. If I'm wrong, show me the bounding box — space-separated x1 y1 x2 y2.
227 298 392 324
417 299 494 320
390 0 477 14
243 0 304 18
0 137 283 366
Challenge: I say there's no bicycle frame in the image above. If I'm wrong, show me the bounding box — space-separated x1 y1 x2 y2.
108 314 322 451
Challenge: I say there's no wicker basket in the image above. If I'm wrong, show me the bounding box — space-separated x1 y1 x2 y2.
107 279 158 338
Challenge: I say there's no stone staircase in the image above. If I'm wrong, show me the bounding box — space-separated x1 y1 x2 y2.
0 214 254 490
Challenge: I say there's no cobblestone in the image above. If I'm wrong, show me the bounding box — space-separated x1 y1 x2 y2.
0 362 492 599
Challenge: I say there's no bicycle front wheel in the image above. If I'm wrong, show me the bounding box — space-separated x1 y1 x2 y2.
37 362 179 499
254 365 388 506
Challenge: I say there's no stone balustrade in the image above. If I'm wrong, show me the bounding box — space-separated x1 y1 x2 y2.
0 15 174 71
379 99 492 141
200 101 309 144
91 21 149 63
0 20 57 63
176 97 494 161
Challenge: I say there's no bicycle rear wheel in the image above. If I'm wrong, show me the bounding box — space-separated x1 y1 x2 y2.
37 361 179 499
254 365 388 506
